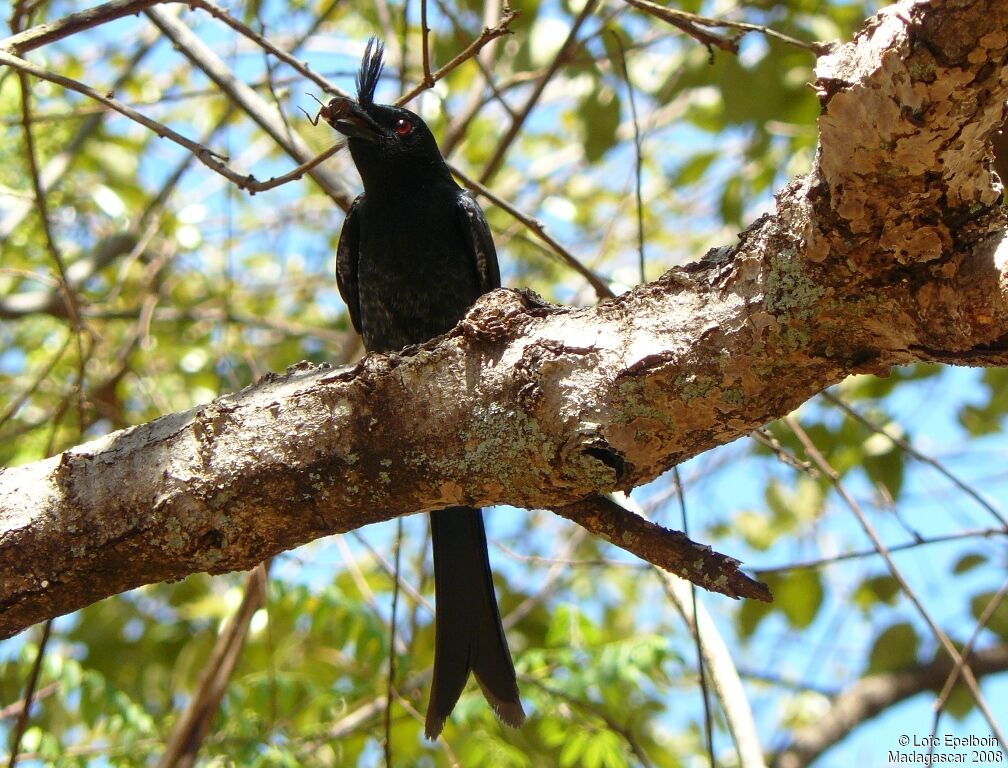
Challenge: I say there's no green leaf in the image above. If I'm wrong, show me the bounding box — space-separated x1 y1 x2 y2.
958 368 1008 435
775 569 824 629
673 151 718 186
560 730 591 768
735 509 777 550
942 679 976 721
952 553 987 574
867 623 919 673
862 440 905 500
582 729 628 768
737 569 823 635
578 85 621 163
720 175 743 225
737 591 775 638
970 591 1008 640
853 575 901 612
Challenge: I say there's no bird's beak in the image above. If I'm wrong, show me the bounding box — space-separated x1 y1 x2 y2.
321 97 383 143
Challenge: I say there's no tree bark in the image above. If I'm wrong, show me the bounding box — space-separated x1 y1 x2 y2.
2 0 1007 640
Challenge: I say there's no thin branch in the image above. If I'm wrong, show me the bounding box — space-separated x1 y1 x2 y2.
610 31 647 284
554 494 771 602
661 572 765 768
772 644 1008 768
383 520 403 768
503 524 590 630
0 0 168 54
14 26 90 435
437 0 520 155
350 531 433 618
751 427 819 478
0 31 158 240
930 578 1008 737
1 20 351 202
419 0 433 88
5 620 52 768
143 6 354 206
0 333 73 429
451 165 614 300
183 0 346 97
478 0 598 184
622 0 829 56
396 4 519 105
820 390 1008 528
157 564 268 768
784 415 1007 752
0 49 253 188
15 68 81 330
672 471 716 768
754 526 1008 575
0 683 58 722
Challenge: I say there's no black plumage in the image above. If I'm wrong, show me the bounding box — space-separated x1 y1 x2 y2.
326 38 523 739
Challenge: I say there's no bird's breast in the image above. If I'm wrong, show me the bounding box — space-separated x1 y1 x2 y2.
355 197 480 352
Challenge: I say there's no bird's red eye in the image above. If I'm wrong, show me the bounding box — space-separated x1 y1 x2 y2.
394 118 413 136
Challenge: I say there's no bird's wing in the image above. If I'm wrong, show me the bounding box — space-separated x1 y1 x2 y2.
456 191 501 293
335 195 364 335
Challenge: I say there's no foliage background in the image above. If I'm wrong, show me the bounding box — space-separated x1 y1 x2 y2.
1 0 1006 765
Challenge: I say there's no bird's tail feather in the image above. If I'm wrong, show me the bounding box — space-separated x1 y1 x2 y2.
424 506 525 739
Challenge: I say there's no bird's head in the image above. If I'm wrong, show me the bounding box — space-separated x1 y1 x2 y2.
319 38 450 192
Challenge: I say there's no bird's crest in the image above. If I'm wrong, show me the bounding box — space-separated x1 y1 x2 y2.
356 37 385 107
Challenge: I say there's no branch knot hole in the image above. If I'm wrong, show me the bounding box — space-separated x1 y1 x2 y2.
561 422 629 491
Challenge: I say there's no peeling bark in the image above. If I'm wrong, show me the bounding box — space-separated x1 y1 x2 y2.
2 0 1008 640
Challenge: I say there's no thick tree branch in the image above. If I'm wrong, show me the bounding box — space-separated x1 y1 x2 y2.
2 0 1008 639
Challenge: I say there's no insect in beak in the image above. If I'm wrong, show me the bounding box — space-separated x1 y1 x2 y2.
302 93 352 127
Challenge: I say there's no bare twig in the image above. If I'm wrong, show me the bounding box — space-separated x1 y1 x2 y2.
754 526 1008 575
0 32 158 239
661 573 765 768
451 165 614 300
478 0 598 184
622 0 829 56
144 7 354 206
419 0 433 87
751 427 819 477
383 520 403 768
930 578 1008 738
785 415 1007 752
5 620 52 768
773 644 1008 768
610 31 647 283
15 69 80 330
821 390 1008 528
13 19 90 433
157 564 268 768
0 0 168 54
0 333 73 429
503 524 590 630
0 683 58 721
673 470 716 768
350 531 433 617
183 0 346 97
618 489 765 768
1 17 351 202
396 4 519 105
553 494 771 601
0 50 253 188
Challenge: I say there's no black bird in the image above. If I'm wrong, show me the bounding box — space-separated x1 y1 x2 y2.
323 38 525 739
